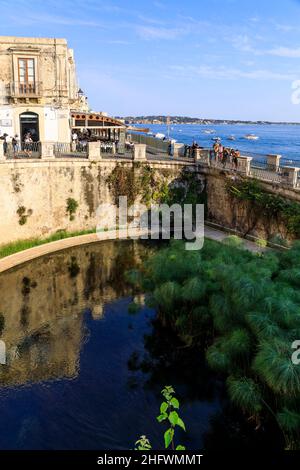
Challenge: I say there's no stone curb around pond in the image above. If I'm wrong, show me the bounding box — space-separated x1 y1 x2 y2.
0 226 266 274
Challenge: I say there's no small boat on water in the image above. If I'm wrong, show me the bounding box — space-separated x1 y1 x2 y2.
203 129 216 134
212 136 221 142
228 135 236 141
155 133 165 139
244 134 259 140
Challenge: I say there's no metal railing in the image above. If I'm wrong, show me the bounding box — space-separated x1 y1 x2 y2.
54 142 88 158
7 82 43 97
128 132 169 153
2 138 300 190
4 141 41 159
100 142 116 154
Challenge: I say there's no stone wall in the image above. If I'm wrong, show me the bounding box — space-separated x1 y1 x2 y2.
1 157 299 247
0 159 198 245
204 168 300 241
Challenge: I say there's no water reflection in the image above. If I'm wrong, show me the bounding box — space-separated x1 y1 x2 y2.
0 240 282 450
0 240 147 388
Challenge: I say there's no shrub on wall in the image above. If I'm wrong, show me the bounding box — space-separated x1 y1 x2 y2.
16 206 33 226
66 198 79 221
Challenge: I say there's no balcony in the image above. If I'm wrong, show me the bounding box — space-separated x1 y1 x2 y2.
7 82 42 98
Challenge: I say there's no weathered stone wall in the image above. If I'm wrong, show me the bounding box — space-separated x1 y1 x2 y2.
1 158 299 247
0 159 199 245
204 168 300 241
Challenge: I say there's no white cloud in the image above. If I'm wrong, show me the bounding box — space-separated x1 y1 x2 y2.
136 25 186 40
104 40 132 45
273 22 295 32
169 64 295 81
268 47 300 58
11 12 103 27
231 34 256 53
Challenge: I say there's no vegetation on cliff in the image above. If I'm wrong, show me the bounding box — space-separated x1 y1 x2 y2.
227 178 300 238
106 164 205 208
131 238 300 449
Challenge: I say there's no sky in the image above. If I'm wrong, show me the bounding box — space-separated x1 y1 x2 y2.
2 0 300 121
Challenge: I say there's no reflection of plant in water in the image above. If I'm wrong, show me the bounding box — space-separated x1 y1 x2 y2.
128 302 140 314
68 256 80 278
21 277 37 296
135 386 186 451
0 313 5 336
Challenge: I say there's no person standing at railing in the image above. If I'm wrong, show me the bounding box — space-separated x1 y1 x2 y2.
232 149 239 171
24 133 33 157
223 147 229 168
12 135 19 157
3 134 8 155
72 131 78 152
218 143 223 163
213 142 219 163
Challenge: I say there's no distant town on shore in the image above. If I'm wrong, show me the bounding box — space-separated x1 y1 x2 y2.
118 115 300 126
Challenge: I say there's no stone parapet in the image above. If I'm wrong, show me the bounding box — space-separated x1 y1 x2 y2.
267 154 281 171
281 166 299 188
237 156 252 176
40 142 54 159
133 144 146 160
88 141 101 160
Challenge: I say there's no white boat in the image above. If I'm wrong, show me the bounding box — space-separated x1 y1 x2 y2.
203 129 216 134
228 135 236 141
212 137 221 142
155 133 165 139
244 134 259 140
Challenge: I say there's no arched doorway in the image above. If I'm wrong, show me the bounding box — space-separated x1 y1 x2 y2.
19 112 39 142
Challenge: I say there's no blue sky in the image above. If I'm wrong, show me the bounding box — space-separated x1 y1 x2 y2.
2 0 300 121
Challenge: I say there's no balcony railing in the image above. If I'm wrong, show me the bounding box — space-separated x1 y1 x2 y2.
4 142 42 159
7 82 42 98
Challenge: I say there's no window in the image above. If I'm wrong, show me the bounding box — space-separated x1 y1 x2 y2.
18 58 35 94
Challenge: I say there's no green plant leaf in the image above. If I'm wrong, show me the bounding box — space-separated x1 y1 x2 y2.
176 445 186 451
177 418 186 431
164 428 174 449
168 411 179 426
160 402 168 414
170 397 179 409
157 413 168 423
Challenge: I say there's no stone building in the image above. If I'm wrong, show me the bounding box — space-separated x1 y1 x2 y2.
0 36 85 143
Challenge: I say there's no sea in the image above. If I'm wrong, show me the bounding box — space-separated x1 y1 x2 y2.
135 123 300 162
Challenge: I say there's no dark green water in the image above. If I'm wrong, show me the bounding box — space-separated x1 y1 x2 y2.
0 240 282 450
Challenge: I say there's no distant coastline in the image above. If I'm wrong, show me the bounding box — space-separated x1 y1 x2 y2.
118 115 300 126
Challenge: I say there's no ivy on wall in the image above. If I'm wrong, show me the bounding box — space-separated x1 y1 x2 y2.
227 178 300 237
106 163 206 209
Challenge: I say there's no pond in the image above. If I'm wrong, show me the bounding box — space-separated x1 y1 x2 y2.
0 240 281 450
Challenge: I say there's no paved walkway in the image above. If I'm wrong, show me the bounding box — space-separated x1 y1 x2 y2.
0 226 265 274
